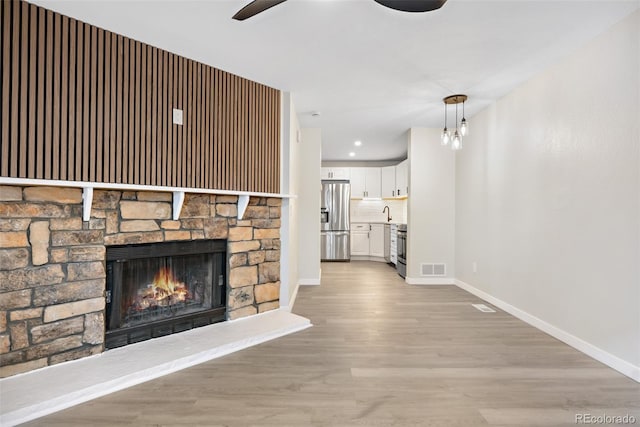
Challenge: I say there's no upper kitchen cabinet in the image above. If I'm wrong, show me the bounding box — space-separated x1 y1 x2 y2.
381 166 396 198
395 160 409 197
350 168 381 198
321 167 350 180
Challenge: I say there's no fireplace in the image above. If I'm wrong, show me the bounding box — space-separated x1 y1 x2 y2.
105 239 227 348
0 187 282 377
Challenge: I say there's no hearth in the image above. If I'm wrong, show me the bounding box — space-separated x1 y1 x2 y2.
105 240 227 348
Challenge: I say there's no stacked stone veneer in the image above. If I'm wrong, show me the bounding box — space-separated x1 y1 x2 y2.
0 185 281 378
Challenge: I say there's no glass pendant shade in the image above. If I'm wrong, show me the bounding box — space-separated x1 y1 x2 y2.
460 118 468 136
441 128 450 145
451 131 461 151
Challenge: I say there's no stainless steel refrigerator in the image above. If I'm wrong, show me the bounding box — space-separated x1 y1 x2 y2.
320 180 350 261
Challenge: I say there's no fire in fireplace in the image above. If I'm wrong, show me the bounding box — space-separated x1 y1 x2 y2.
105 240 227 348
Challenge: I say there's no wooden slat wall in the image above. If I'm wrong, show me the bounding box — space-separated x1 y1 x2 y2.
0 0 281 193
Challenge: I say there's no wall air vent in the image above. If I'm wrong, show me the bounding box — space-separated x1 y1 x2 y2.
420 263 446 276
472 304 496 313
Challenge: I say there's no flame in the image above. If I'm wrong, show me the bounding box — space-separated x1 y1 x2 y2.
153 267 182 295
132 266 189 311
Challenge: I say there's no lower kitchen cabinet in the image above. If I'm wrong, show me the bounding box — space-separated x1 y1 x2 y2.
351 228 370 256
369 224 385 258
350 223 386 261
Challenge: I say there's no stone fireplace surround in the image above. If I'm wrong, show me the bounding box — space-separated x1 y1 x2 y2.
0 185 282 378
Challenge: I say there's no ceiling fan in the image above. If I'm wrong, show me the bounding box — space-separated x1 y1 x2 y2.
232 0 447 21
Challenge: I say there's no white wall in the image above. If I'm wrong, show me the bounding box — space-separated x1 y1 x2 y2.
407 128 456 284
298 128 322 285
455 11 640 377
279 93 301 308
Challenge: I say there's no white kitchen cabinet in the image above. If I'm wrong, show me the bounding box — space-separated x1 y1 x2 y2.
395 159 409 197
350 224 370 256
349 168 367 198
350 223 385 260
365 168 381 198
381 166 396 198
349 167 381 198
321 167 350 180
390 224 398 265
369 224 385 258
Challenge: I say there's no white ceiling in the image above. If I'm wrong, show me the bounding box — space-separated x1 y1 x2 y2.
32 0 639 161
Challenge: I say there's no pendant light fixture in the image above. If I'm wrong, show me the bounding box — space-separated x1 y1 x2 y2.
441 94 468 151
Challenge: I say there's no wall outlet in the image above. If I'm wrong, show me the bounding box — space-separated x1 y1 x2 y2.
472 262 478 273
172 108 183 125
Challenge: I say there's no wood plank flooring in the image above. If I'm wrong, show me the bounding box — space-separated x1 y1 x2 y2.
23 261 640 426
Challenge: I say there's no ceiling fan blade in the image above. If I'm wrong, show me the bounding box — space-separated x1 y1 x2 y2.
232 0 288 21
373 0 447 13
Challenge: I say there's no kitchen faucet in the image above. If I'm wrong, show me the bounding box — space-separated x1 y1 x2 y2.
383 206 392 222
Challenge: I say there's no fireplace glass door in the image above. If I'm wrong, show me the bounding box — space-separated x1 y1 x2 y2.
113 253 214 329
106 240 226 348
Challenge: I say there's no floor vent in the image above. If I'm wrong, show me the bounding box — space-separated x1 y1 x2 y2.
421 263 446 276
472 303 496 313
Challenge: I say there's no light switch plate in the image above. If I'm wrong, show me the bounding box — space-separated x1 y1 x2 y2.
172 108 183 125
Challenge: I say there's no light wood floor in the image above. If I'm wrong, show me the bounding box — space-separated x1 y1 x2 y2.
24 261 640 426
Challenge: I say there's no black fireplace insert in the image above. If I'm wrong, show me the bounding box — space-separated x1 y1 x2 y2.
105 239 227 348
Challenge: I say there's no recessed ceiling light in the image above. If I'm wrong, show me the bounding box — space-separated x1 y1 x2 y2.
349 152 356 157
311 111 321 117
354 140 362 146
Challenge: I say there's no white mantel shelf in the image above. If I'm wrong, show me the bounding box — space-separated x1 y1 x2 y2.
0 177 296 221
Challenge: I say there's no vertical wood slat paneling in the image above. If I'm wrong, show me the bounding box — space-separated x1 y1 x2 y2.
157 48 163 186
213 68 220 189
19 1 28 177
60 15 69 180
162 49 168 187
27 4 36 177
51 12 61 180
121 35 129 183
150 46 157 185
1 1 11 176
133 40 140 185
67 17 76 180
128 39 136 184
103 31 111 183
139 43 146 185
1 0 280 193
74 21 83 181
96 28 104 182
146 45 153 185
9 2 20 177
88 25 97 182
36 7 45 179
115 34 122 183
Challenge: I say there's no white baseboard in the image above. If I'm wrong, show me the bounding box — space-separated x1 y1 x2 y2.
298 278 320 286
455 279 640 383
406 277 455 285
281 281 300 312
